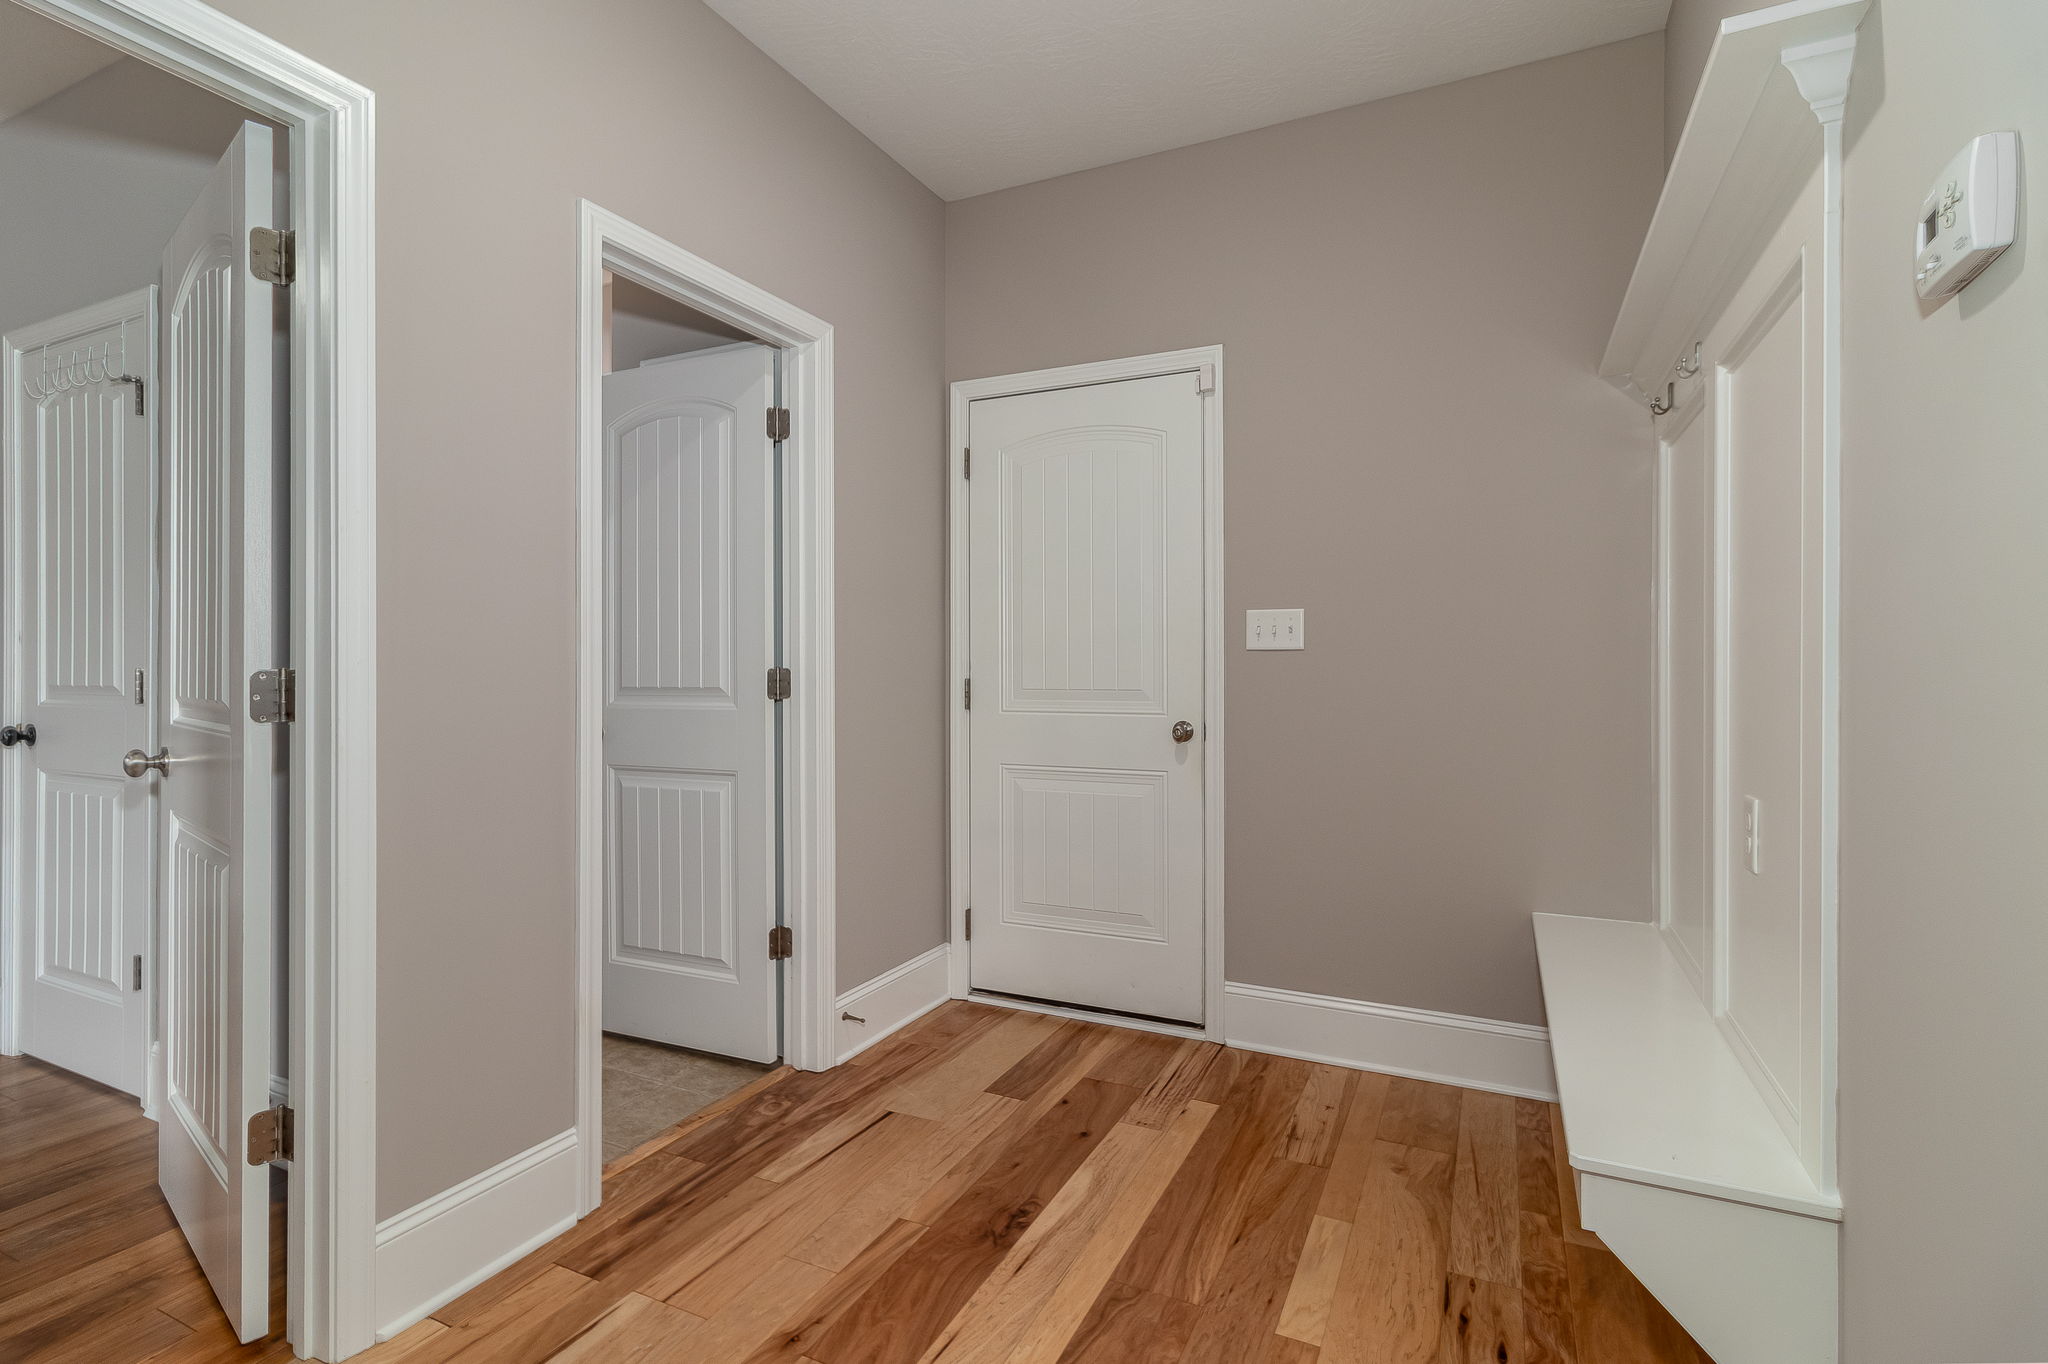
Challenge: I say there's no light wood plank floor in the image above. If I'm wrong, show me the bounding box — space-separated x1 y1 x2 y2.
2 1002 1712 1362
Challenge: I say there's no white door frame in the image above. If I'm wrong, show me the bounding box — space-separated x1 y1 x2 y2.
0 1 377 1359
946 347 1226 1040
574 201 837 1209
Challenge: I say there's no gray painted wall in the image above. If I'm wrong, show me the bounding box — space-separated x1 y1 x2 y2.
199 0 948 1219
945 35 1665 1027
0 59 250 342
1836 1 2048 1356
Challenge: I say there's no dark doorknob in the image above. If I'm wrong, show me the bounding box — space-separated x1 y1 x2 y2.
0 724 34 748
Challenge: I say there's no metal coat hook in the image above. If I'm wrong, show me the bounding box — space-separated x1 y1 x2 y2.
1649 381 1676 416
1674 341 1702 379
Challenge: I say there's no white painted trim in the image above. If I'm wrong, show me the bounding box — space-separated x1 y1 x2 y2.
833 945 950 1063
575 201 837 1216
1222 981 1557 1102
946 347 1225 1037
4 4 377 1357
370 1129 580 1343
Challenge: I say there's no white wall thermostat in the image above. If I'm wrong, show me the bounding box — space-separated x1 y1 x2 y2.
1915 131 2019 301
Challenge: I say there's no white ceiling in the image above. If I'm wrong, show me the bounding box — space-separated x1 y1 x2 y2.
0 4 121 126
703 0 1673 201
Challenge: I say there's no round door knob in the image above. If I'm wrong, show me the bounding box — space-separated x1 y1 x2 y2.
122 747 172 778
0 723 34 748
1172 720 1195 744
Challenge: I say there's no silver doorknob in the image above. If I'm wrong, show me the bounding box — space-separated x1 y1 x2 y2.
1172 720 1195 743
122 747 172 778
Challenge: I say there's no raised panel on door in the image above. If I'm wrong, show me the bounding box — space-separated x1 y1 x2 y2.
601 344 777 1064
7 294 155 1099
1717 267 1810 1136
968 372 1206 1024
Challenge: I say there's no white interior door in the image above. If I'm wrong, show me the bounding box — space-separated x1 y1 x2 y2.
601 343 779 1064
3 291 156 1098
967 373 1206 1023
155 120 282 1344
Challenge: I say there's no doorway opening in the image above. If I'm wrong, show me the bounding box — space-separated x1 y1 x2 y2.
575 203 838 1209
0 1 374 1358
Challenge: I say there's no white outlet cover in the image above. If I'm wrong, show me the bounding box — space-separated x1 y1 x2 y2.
1246 608 1305 650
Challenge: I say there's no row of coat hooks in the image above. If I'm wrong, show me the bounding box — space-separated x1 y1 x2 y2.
19 338 147 415
1648 342 1704 416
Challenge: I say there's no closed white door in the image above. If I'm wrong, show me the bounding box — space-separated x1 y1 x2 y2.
3 291 156 1098
601 344 779 1064
155 121 283 1343
967 373 1207 1023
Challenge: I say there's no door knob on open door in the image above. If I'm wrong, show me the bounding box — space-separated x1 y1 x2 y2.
122 747 172 778
0 724 34 747
1172 720 1195 743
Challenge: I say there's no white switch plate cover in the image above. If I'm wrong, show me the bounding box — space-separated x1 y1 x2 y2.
1246 608 1305 650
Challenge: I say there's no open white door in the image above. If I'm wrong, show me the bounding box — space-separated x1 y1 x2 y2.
154 121 282 1344
967 373 1207 1023
600 344 779 1064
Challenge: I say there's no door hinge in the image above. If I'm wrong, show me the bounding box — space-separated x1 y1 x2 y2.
132 954 143 992
767 407 791 441
768 925 794 960
965 906 972 941
249 227 295 286
134 669 146 705
249 668 295 724
963 447 970 479
111 374 146 416
247 1105 294 1165
767 666 792 702
963 678 971 710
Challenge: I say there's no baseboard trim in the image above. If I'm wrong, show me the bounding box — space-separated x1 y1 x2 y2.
835 944 951 1064
1224 981 1557 1101
372 1128 582 1341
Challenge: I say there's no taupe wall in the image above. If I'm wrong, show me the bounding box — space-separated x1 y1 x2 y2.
945 35 1664 1027
1662 0 1754 162
197 0 947 1218
0 60 249 340
1836 1 2048 1356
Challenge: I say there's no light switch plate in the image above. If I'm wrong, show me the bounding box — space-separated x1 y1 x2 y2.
1246 608 1305 650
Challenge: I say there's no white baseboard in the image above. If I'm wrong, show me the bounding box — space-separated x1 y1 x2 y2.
1224 981 1557 1101
372 1128 582 1341
835 944 951 1064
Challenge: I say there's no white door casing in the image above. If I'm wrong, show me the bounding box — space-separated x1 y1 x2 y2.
155 120 284 1344
3 291 156 1098
600 344 778 1064
966 372 1207 1023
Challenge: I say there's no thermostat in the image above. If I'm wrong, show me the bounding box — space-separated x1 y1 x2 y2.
1915 131 2019 301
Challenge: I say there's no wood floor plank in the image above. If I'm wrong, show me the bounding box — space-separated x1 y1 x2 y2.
1121 1039 1222 1129
1115 1052 1310 1304
1547 1104 1604 1251
605 1065 794 1176
1448 1091 1520 1286
1513 1101 1572 1364
741 1221 930 1364
886 1010 1067 1121
1177 1156 1327 1364
1440 1275 1528 1364
544 1292 705 1362
679 1257 834 1361
1281 1066 1353 1167
1376 1078 1464 1154
1317 1142 1455 1364
1567 1245 1709 1364
987 1020 1100 1100
1315 1071 1390 1221
403 1263 625 1364
810 1077 1139 1364
1083 1029 1189 1093
1275 1215 1350 1347
1054 1282 1202 1364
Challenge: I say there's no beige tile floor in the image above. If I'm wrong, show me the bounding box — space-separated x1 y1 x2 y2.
600 1032 774 1163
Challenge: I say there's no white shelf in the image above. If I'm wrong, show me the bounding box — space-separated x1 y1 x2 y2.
1600 0 1869 399
1533 914 1840 1221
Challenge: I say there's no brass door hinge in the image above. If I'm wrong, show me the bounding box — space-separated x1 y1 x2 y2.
247 1105 294 1165
767 407 791 441
963 447 971 479
768 925 794 960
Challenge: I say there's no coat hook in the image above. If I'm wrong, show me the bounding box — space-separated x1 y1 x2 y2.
1674 341 1702 379
1649 381 1676 416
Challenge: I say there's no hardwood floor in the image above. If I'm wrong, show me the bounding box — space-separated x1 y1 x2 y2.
2 1002 1711 1363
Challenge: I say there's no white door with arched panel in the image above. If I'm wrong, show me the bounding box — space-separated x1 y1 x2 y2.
154 120 284 1344
600 343 779 1064
966 373 1207 1023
